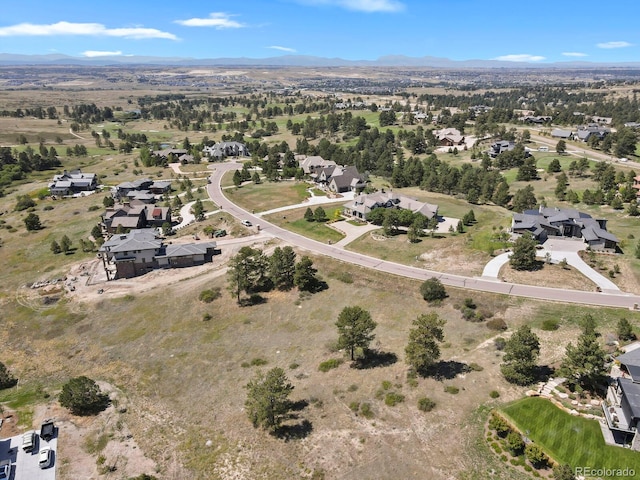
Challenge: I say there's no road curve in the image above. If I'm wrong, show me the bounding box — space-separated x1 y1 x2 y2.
206 163 640 310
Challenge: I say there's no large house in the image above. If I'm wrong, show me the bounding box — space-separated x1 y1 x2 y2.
511 206 619 251
434 128 465 146
202 141 249 159
102 201 172 233
98 228 218 279
489 140 515 158
574 123 610 142
299 156 337 175
114 178 172 203
343 191 438 221
315 165 367 193
49 170 97 196
551 128 573 139
152 148 188 161
603 347 640 450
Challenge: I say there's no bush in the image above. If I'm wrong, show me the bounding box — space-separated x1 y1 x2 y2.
360 403 374 419
318 358 343 372
43 205 54 211
202 313 212 321
468 362 483 372
525 443 548 468
417 397 436 412
487 318 508 331
494 337 507 350
59 376 110 416
381 380 392 390
541 319 559 331
489 413 511 437
506 431 525 455
444 385 459 394
384 392 405 406
199 288 221 303
489 390 500 399
250 358 268 366
0 362 18 390
420 277 447 302
349 402 360 412
289 363 299 370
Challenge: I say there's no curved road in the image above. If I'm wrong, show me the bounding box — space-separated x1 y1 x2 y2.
206 163 640 310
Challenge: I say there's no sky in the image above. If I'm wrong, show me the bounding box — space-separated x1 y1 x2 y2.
1 0 639 63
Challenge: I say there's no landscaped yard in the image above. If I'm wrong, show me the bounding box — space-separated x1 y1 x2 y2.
264 205 345 244
224 180 311 212
501 397 640 478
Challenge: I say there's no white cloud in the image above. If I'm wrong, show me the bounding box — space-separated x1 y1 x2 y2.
82 50 123 57
267 45 297 53
562 52 588 57
0 21 177 40
175 12 245 28
493 54 546 62
597 41 632 49
298 0 405 12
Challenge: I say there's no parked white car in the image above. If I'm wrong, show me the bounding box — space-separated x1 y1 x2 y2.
38 446 52 469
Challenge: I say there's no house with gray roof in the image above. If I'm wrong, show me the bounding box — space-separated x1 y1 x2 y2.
114 178 172 203
489 140 515 158
98 228 217 279
511 206 619 251
202 141 249 159
49 169 97 196
603 347 640 449
574 123 610 142
343 191 438 221
299 156 337 175
551 128 573 139
102 201 171 233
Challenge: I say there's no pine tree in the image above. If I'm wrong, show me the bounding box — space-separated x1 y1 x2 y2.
405 313 446 375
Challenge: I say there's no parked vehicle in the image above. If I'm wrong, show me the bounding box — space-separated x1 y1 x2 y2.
40 420 55 441
241 220 252 227
213 229 227 238
38 446 52 469
22 430 36 452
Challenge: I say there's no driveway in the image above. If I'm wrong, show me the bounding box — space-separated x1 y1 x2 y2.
480 238 619 292
2 429 58 480
206 162 640 309
257 188 355 217
329 220 381 246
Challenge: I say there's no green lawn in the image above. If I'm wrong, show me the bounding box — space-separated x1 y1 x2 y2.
224 181 310 212
501 397 640 478
264 205 345 244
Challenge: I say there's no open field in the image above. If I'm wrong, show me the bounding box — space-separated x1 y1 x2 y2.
1 65 640 479
501 397 640 478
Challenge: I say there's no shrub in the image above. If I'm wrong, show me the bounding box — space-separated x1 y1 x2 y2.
444 385 459 394
88 205 100 212
463 298 476 309
289 363 299 370
506 431 525 455
487 318 508 331
318 358 343 372
43 205 54 211
332 271 353 284
349 402 360 412
468 362 483 372
489 390 500 399
384 392 405 406
250 358 268 366
525 443 548 468
500 454 508 462
420 277 447 302
0 362 18 390
381 380 392 390
59 376 110 416
489 413 511 437
541 319 559 331
417 397 436 412
202 313 212 321
360 403 374 419
199 288 221 303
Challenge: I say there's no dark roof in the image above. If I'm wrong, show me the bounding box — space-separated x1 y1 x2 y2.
156 242 217 259
618 377 640 419
617 348 640 382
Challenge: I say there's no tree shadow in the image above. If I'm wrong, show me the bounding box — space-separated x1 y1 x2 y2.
289 399 309 412
273 419 313 441
536 365 555 383
239 294 267 307
426 360 470 380
352 350 398 370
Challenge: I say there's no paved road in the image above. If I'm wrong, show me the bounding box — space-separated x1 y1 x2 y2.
206 163 640 309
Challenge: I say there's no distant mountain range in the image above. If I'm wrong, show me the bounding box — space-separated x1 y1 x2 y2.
1 53 640 68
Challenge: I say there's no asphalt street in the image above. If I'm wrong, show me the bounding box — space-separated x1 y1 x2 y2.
206 162 640 310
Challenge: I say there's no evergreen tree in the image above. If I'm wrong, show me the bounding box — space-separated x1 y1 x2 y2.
269 246 296 291
405 313 446 375
509 233 538 271
304 207 314 222
314 206 327 222
60 234 72 254
559 318 607 391
294 256 319 292
336 306 377 361
245 367 293 431
617 318 636 341
50 240 61 254
500 325 540 385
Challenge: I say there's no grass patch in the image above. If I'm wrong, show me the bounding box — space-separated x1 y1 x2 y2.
444 385 460 394
224 181 309 213
501 397 640 477
265 207 345 244
318 358 343 372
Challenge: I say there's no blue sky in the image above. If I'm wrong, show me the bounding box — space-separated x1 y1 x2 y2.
1 0 638 63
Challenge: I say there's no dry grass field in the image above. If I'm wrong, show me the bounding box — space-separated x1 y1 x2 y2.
1 67 640 479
